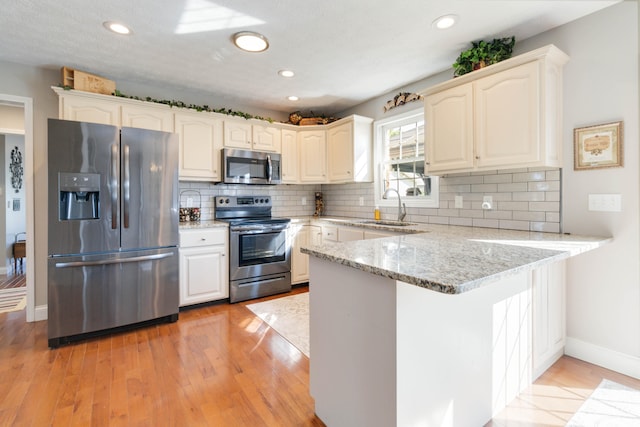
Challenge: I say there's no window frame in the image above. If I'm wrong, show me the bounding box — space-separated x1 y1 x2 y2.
374 107 439 209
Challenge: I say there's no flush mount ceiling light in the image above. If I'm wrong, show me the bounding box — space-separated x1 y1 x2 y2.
103 21 132 35
287 96 299 101
233 31 269 52
432 14 458 30
279 69 295 78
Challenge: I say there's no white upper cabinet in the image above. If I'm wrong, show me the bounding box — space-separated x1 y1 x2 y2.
174 111 223 181
424 83 474 173
223 119 281 152
121 104 174 132
422 45 569 175
298 129 327 183
55 88 120 125
327 115 373 183
281 129 299 183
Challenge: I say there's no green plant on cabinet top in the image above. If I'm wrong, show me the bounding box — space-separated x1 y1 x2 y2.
452 36 515 77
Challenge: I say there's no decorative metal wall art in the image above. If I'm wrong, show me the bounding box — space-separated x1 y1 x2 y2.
384 92 423 112
10 146 23 193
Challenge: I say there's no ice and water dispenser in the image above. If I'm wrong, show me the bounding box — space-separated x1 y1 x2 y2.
58 172 100 220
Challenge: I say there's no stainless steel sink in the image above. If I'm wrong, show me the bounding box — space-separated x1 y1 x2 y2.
357 220 417 227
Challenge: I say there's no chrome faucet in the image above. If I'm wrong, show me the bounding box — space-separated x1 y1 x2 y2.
382 188 406 222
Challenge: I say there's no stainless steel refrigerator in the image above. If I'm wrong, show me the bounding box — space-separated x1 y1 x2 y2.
47 118 179 348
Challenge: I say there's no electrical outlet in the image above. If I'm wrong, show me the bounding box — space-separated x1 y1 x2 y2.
359 197 364 206
482 195 493 210
588 194 621 212
301 197 307 206
455 195 463 209
186 197 193 206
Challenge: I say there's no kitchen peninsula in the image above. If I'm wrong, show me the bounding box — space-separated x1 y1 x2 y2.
301 224 610 427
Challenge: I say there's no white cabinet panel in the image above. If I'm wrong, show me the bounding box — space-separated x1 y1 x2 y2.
121 104 174 132
179 228 228 306
299 130 327 183
422 45 568 174
175 112 223 181
59 94 120 125
281 129 299 183
327 116 373 183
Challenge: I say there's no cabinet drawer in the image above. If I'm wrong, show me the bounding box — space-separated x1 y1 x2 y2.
180 228 227 248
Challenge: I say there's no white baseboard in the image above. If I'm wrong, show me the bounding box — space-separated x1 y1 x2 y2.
34 304 47 322
0 266 6 275
565 337 640 380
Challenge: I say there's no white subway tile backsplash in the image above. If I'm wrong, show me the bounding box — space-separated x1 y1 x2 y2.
188 166 562 233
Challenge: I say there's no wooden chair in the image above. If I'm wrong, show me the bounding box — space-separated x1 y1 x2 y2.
12 232 26 272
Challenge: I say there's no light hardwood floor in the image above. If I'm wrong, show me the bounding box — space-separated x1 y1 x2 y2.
0 286 638 426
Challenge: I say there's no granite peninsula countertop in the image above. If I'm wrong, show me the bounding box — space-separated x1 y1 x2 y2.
301 218 611 294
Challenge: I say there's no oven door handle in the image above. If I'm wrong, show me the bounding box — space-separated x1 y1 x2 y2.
231 224 289 233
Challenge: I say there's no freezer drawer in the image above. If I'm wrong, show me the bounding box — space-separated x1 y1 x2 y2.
47 247 179 347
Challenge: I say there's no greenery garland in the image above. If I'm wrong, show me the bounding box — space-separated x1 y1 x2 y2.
60 85 275 123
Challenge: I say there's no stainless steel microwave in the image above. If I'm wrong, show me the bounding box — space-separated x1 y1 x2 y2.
222 148 282 185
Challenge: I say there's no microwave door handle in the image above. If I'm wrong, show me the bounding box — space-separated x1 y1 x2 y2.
123 144 130 229
267 154 272 184
110 144 119 230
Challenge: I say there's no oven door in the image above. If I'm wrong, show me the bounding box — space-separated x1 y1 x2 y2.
229 222 290 281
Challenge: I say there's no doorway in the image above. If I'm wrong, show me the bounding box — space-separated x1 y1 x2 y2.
0 95 34 321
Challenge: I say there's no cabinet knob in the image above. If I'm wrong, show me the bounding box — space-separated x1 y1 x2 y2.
426 162 430 166
201 238 206 241
475 156 480 159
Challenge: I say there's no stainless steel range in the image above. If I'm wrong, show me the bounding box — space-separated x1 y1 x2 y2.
215 195 291 303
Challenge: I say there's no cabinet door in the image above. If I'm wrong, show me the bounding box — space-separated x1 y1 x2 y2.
121 104 174 132
179 245 228 306
281 129 299 183
291 225 310 284
532 261 566 379
175 112 223 181
60 95 120 125
328 122 353 182
253 124 281 152
474 61 540 168
223 120 252 149
299 130 327 183
425 83 474 173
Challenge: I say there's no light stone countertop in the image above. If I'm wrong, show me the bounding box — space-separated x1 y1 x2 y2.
178 220 228 230
301 217 612 294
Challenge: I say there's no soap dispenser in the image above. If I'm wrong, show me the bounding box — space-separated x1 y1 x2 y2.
374 206 381 220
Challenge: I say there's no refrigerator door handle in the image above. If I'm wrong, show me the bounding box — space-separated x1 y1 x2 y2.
54 252 174 268
123 144 130 229
110 144 119 230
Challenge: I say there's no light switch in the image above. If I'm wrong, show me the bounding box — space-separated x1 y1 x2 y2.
588 194 622 212
455 195 463 209
302 197 307 206
359 197 364 206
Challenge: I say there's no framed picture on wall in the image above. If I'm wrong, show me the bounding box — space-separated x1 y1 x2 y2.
573 121 623 170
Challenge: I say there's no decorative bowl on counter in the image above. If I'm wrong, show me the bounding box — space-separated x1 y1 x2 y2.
179 207 201 222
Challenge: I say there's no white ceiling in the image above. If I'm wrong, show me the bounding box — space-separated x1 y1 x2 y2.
0 0 619 116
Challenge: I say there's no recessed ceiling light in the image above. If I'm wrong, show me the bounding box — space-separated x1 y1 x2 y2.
103 21 132 35
279 70 295 78
432 14 458 30
287 96 299 101
233 31 269 52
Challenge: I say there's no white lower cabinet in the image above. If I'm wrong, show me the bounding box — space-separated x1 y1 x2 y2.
179 228 229 306
532 260 566 378
338 227 364 242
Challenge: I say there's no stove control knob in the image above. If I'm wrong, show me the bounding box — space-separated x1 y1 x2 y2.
255 198 259 203
218 198 224 204
264 198 269 204
225 198 230 204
